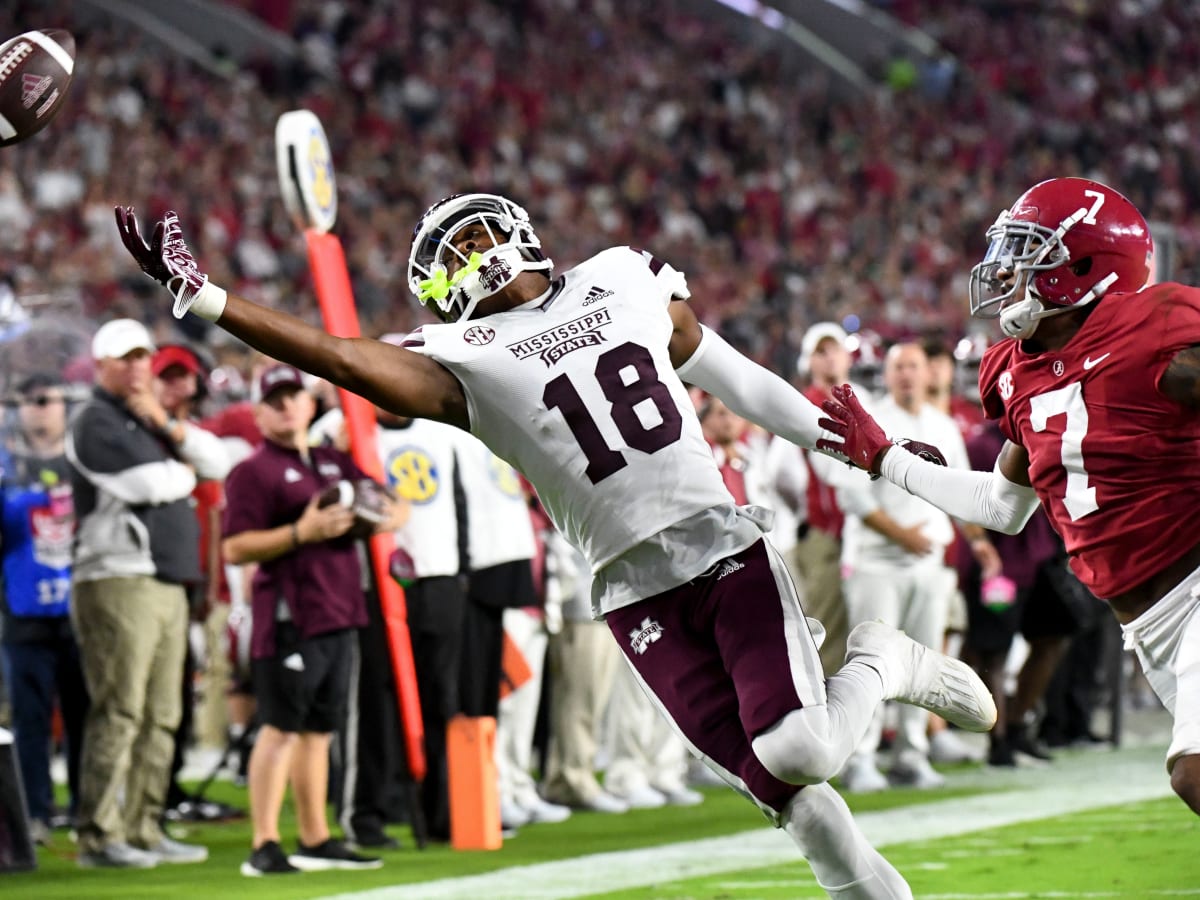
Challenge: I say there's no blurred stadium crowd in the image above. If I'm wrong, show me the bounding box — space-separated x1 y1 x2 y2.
0 0 1189 875
0 0 1197 383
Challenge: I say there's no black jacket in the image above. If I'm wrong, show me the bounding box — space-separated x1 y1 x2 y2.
66 388 201 585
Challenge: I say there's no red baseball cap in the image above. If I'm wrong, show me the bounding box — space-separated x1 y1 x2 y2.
152 345 203 377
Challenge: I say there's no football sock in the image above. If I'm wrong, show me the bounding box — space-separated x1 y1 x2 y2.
782 783 912 899
752 662 884 785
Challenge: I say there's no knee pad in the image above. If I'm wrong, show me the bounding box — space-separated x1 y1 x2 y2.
753 707 844 785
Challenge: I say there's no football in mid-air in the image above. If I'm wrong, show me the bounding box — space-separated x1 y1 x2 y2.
0 29 75 148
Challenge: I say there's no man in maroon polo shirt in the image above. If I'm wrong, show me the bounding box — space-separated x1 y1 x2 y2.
221 364 387 877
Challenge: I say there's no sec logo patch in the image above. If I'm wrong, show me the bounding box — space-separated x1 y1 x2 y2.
386 448 440 504
489 455 524 498
464 326 495 346
998 371 1014 401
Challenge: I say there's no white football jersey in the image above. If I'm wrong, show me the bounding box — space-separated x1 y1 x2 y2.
405 246 733 574
453 430 537 569
310 408 464 578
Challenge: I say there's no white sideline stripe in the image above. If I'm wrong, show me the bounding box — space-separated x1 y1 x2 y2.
318 757 1171 900
918 894 1200 899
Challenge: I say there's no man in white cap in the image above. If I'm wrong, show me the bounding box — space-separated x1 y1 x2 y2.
67 319 229 868
795 322 857 677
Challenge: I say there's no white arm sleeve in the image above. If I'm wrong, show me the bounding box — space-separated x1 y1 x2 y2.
675 325 834 452
177 422 232 481
879 449 1040 534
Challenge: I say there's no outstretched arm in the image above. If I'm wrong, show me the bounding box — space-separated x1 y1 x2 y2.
668 301 834 452
820 384 1040 533
218 294 469 427
115 207 470 429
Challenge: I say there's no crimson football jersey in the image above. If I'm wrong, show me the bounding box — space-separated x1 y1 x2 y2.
979 283 1200 598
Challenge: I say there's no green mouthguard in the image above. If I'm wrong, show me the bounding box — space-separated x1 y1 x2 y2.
418 252 483 301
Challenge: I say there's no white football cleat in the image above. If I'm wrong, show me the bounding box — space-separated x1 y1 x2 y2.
611 784 667 809
520 797 572 824
659 786 704 807
500 798 533 830
846 621 997 733
929 728 985 764
573 791 630 814
889 750 946 790
840 755 889 794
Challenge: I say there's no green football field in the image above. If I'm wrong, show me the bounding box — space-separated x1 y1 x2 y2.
588 797 1200 899
12 739 1198 899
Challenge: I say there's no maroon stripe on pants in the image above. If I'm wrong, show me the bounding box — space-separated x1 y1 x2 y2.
605 540 805 813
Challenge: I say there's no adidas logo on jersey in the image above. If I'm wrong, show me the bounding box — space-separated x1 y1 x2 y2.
629 617 664 655
582 285 614 306
716 558 745 580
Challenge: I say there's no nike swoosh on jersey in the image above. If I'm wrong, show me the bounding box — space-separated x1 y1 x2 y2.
1083 353 1111 370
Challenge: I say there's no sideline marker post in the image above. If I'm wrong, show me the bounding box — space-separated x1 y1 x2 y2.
275 110 428 798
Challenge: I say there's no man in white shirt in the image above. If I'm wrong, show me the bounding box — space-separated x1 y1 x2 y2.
830 344 976 792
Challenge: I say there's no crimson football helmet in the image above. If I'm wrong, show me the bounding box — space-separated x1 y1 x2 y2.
968 177 1152 339
407 193 553 323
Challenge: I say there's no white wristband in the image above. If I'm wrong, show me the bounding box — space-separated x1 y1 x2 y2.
172 280 227 322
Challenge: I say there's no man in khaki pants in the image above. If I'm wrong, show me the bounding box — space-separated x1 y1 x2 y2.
67 320 229 868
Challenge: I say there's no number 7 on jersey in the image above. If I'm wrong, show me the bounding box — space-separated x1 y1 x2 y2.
1029 381 1099 520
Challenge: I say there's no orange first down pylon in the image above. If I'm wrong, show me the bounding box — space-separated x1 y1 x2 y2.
304 230 426 784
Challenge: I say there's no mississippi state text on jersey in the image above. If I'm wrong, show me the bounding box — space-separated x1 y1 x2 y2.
979 283 1200 598
403 247 733 575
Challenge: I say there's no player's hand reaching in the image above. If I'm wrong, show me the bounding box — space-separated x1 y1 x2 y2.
114 207 226 322
816 385 893 474
817 385 949 475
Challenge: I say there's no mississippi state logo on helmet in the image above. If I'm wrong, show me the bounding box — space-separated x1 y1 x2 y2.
968 177 1152 339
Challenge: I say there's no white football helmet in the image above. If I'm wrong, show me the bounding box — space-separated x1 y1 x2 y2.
407 193 553 323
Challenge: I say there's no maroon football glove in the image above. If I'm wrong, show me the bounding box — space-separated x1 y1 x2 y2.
816 384 893 474
895 438 947 468
114 206 209 317
817 385 950 475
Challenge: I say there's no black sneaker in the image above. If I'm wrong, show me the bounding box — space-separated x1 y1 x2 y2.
289 839 383 871
241 841 301 877
1009 728 1054 762
347 831 401 851
987 735 1016 768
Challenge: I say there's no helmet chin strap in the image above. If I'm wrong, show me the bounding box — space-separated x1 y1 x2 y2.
456 245 550 316
999 296 1085 340
999 297 1047 339
998 271 1119 340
